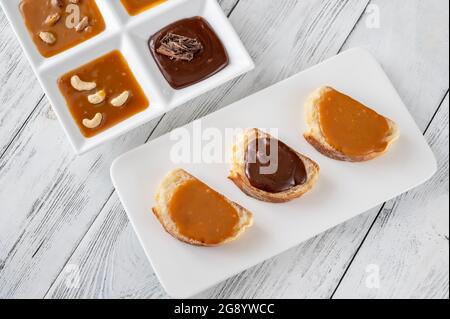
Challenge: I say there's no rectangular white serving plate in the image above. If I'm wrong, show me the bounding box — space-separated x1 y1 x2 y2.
110 48 437 298
0 0 254 154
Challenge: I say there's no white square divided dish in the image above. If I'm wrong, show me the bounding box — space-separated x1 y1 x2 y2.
110 48 437 298
0 0 254 154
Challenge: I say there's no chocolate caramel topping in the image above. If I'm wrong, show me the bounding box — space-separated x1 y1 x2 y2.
149 17 229 89
245 136 307 193
156 33 203 62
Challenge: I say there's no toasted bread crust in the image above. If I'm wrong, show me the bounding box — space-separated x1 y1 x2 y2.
303 86 400 162
304 133 366 162
153 169 253 247
229 129 320 203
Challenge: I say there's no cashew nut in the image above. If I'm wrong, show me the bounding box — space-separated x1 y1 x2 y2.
70 75 96 91
51 0 63 8
39 31 56 44
45 13 61 26
110 91 130 107
82 113 103 129
88 90 106 104
75 17 89 32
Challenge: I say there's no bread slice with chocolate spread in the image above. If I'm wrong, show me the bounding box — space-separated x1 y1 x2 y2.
229 129 320 203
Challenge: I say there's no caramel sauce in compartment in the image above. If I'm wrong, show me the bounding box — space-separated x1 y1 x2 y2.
120 0 166 16
20 0 105 58
58 50 149 138
168 179 240 245
318 88 391 157
245 136 307 193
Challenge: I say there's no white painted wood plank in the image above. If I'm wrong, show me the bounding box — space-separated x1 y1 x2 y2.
215 0 239 14
0 100 159 298
46 193 170 299
333 94 449 299
340 0 449 129
46 0 375 299
0 8 44 155
0 0 240 299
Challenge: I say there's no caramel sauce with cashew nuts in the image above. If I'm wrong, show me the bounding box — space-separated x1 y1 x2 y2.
168 179 240 245
318 88 391 157
19 0 105 58
58 50 149 138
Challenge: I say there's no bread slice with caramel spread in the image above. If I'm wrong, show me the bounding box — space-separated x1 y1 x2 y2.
153 169 253 246
229 129 320 203
304 86 399 162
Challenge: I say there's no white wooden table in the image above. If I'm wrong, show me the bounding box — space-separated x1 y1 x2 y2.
0 0 448 299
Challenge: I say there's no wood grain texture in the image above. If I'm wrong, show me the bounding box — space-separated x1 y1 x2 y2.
0 98 160 298
333 94 449 299
0 0 447 299
47 193 170 299
0 9 44 156
46 0 376 299
340 0 449 129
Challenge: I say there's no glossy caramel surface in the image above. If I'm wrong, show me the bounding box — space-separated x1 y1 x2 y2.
120 0 166 16
58 50 149 138
20 0 105 58
168 179 239 245
318 88 390 157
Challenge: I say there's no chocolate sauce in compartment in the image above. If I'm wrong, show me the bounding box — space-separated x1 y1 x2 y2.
149 17 229 89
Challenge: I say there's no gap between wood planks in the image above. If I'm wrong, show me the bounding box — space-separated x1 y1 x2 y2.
336 0 371 53
0 94 44 162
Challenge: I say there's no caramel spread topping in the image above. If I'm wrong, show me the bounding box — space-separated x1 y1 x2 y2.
58 50 149 138
318 88 390 157
245 135 307 193
168 179 239 245
20 0 105 58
